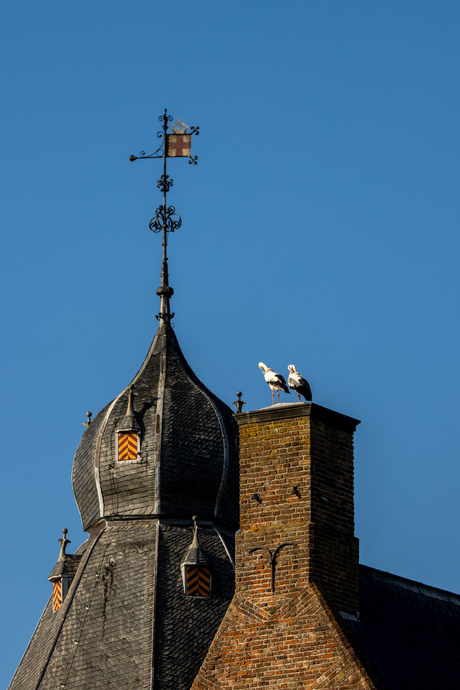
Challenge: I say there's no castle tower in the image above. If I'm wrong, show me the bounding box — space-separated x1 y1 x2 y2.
8 113 239 690
8 320 238 690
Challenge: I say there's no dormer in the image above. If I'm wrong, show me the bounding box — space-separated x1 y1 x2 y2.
181 516 211 597
47 529 82 611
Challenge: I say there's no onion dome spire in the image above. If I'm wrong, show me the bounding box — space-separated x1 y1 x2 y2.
10 113 237 690
72 112 237 532
72 321 239 530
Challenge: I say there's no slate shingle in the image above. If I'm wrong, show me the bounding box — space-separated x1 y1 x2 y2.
9 521 235 690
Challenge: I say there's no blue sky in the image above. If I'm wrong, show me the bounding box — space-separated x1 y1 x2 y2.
2 1 460 685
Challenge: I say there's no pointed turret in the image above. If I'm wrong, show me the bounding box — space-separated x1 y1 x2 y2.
9 112 238 690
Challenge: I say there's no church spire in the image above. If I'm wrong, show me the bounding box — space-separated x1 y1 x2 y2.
129 109 199 323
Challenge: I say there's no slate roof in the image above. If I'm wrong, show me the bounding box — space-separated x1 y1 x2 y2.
181 526 209 566
8 520 236 690
72 321 239 531
345 565 460 690
48 554 82 581
8 314 240 690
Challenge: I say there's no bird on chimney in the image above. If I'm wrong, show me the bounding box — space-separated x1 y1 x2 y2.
287 364 312 402
258 362 290 405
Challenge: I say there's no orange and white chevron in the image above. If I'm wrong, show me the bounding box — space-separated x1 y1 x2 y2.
186 566 211 597
118 432 138 461
53 580 62 611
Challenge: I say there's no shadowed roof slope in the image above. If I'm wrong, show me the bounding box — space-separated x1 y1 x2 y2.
345 565 460 689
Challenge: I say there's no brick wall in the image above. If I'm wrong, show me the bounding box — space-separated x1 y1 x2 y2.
236 403 360 615
191 584 379 690
191 402 380 690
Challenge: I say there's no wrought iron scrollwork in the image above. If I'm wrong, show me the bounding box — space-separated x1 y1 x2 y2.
129 139 164 161
157 174 173 193
188 126 199 164
129 109 198 323
149 205 182 234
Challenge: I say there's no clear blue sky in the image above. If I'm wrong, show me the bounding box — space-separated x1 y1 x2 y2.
2 1 460 685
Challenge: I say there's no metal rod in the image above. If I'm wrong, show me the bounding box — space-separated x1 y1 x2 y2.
162 110 168 293
163 109 167 282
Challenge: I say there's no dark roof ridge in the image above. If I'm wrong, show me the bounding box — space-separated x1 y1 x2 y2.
360 563 460 604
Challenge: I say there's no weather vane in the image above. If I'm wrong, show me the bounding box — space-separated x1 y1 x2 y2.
129 109 199 322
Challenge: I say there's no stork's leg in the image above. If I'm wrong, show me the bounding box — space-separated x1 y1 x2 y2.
277 390 280 403
272 389 274 405
298 393 301 403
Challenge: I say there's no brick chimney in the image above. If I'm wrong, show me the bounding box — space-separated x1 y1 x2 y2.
235 402 360 615
191 403 380 690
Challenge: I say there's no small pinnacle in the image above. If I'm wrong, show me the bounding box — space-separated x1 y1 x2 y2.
83 411 92 429
58 528 71 560
233 392 246 413
192 515 198 539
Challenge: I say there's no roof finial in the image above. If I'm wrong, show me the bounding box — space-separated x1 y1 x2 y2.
57 528 71 561
128 109 199 324
233 392 246 413
181 515 208 568
116 385 140 433
191 515 200 548
126 386 134 416
82 411 92 429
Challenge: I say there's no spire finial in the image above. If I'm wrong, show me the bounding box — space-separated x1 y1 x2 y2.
116 385 140 433
126 386 134 416
82 411 92 428
233 392 246 413
192 515 199 546
57 528 71 560
129 109 199 324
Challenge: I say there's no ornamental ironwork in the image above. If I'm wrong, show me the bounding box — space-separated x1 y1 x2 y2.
250 542 294 593
149 205 182 234
129 109 199 322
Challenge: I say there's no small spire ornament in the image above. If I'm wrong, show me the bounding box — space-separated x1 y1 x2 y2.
57 528 71 561
233 392 246 413
82 411 92 428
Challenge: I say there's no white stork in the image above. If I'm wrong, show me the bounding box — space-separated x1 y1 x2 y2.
287 364 312 402
258 362 290 405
